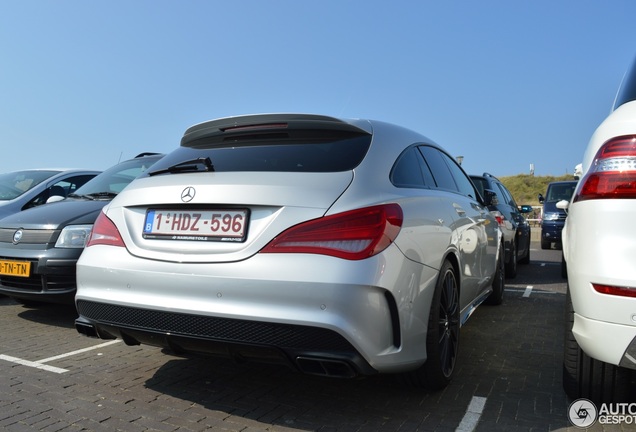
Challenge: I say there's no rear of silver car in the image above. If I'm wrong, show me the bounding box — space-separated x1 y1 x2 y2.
75 114 499 382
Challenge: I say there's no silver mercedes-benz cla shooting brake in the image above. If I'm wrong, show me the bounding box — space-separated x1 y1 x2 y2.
75 114 504 390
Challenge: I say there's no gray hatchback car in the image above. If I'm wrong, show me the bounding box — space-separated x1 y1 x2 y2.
0 169 99 220
0 153 163 304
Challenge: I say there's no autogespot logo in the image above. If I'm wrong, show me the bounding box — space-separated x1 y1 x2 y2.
568 399 597 428
569 399 636 427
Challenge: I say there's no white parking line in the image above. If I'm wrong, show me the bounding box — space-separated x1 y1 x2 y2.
0 339 121 374
456 396 487 432
0 354 68 374
523 286 533 297
36 340 121 364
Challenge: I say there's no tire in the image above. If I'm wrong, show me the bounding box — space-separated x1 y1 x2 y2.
519 237 530 265
402 260 459 390
562 287 632 404
485 242 505 305
504 241 517 279
541 238 551 250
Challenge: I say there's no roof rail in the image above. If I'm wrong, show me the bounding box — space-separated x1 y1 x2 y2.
483 172 500 180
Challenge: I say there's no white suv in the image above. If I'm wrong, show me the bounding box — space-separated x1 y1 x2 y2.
561 57 636 403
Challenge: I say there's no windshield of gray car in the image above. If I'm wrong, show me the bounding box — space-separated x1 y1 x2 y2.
0 170 60 201
72 156 162 198
143 136 372 177
614 57 636 110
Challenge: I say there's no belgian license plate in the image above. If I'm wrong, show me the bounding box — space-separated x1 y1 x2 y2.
143 209 248 242
0 259 31 277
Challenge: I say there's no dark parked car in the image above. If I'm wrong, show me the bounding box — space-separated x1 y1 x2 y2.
0 153 163 304
538 180 577 250
470 173 532 278
0 169 99 220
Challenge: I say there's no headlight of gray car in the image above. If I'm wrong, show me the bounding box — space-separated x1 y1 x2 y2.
55 225 94 248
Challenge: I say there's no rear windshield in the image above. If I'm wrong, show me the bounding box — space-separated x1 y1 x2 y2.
614 57 636 110
143 136 372 176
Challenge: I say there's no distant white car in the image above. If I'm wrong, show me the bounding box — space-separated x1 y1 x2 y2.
561 57 636 403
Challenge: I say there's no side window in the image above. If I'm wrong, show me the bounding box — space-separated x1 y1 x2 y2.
22 175 96 210
440 152 478 199
496 183 515 207
391 147 426 188
418 146 457 192
471 177 487 201
64 175 97 194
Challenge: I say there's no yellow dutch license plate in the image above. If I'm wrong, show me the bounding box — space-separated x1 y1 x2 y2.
0 260 31 277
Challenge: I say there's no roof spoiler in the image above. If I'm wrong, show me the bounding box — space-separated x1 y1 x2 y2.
181 114 370 148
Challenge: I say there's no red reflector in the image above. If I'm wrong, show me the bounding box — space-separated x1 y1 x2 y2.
593 283 636 298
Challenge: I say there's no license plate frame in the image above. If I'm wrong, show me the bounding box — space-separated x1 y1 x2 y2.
143 208 249 242
0 259 31 277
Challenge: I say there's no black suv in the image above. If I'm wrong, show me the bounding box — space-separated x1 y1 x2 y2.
470 173 532 278
0 153 164 304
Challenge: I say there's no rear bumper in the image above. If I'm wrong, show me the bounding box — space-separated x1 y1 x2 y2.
75 244 440 374
75 303 377 378
573 313 636 370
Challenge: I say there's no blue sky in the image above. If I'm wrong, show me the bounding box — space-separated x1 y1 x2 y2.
1 1 634 177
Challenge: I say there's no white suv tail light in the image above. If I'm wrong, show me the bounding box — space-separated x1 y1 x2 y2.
574 135 636 202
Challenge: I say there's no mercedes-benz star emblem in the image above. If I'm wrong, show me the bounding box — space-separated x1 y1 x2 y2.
181 186 196 202
13 229 23 245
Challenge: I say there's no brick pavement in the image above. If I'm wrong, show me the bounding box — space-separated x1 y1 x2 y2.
0 248 633 431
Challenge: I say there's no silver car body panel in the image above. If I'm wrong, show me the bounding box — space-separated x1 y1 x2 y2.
76 115 500 375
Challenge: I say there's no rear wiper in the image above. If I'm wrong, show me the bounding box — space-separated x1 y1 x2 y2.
148 157 215 176
67 193 95 200
85 192 118 200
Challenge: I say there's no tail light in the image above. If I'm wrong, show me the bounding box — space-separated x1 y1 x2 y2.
86 211 125 248
574 135 636 202
490 210 505 226
260 204 403 260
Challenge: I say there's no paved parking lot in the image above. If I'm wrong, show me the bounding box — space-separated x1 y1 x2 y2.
0 243 631 431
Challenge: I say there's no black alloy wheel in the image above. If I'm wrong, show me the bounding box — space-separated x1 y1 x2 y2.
403 260 460 390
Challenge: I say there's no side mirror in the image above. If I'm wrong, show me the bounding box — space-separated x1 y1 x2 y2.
556 199 569 214
538 193 545 203
519 205 533 213
46 195 65 204
482 189 498 206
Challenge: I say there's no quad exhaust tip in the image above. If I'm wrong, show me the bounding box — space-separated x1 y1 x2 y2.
296 356 357 378
75 319 98 338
